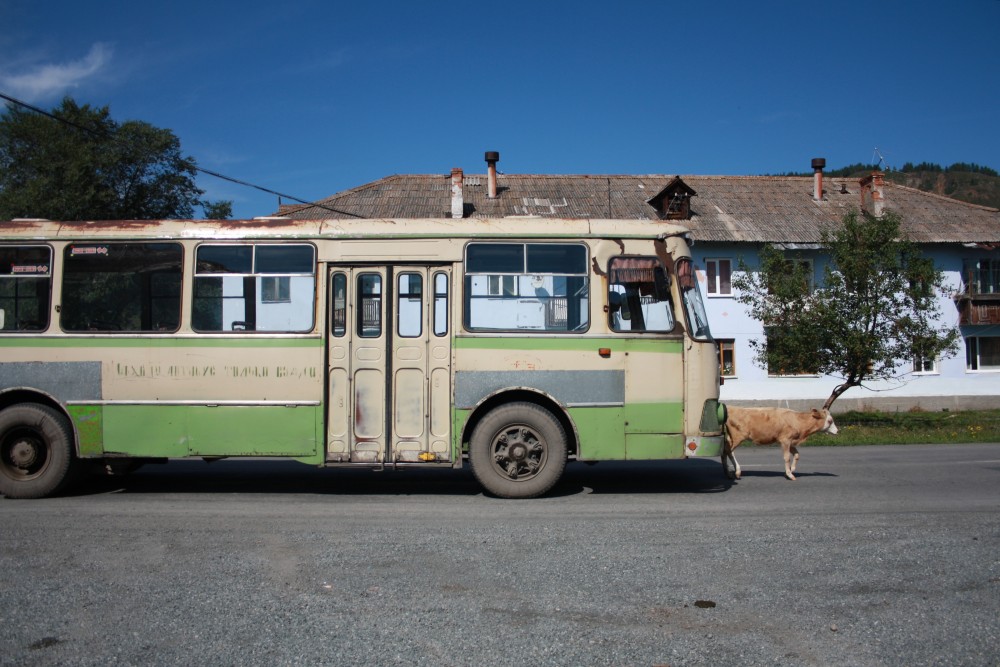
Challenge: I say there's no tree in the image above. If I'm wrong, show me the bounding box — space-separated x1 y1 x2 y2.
0 97 231 220
733 209 960 410
201 199 232 220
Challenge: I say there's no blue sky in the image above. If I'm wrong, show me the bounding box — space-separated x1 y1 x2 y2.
2 0 998 219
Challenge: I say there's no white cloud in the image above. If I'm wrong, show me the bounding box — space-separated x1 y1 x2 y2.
1 43 113 102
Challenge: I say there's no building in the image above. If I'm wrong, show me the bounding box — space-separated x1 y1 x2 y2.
275 153 1000 411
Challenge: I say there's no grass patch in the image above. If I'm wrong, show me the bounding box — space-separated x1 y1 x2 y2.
808 409 1000 446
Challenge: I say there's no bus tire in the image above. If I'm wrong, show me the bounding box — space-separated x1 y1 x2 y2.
469 402 567 499
0 403 77 499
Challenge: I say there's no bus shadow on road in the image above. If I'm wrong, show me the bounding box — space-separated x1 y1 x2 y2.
76 457 735 497
553 459 732 496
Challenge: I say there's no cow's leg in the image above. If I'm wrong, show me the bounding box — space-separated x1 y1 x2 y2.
782 445 796 480
790 445 800 475
722 438 740 480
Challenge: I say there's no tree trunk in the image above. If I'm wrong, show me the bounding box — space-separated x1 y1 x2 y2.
822 381 857 411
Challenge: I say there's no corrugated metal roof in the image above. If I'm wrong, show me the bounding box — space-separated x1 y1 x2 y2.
276 173 1000 244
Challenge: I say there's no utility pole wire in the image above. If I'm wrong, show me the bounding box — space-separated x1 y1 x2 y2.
0 91 363 218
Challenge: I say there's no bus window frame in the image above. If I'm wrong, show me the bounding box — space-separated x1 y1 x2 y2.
60 241 184 334
0 243 53 334
192 242 317 334
462 241 591 334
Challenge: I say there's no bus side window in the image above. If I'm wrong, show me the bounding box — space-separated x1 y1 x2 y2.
192 243 315 333
331 273 347 337
433 272 448 336
62 242 181 333
0 245 52 332
607 257 675 333
357 273 382 338
397 272 422 338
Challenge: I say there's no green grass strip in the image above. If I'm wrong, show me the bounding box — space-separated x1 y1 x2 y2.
806 409 1000 446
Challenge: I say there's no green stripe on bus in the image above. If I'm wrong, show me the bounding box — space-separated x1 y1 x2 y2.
69 404 322 459
0 337 323 348
454 337 683 353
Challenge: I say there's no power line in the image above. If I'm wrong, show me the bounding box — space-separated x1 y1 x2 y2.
0 91 363 218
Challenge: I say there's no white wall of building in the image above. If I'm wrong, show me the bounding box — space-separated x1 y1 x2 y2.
691 243 1000 411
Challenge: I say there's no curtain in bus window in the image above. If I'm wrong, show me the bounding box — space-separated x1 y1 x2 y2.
607 256 675 333
0 245 51 332
61 243 182 333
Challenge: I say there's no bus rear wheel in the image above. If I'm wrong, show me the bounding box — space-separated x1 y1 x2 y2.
0 404 77 499
469 402 567 499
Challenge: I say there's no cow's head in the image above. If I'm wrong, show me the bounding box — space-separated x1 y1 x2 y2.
811 408 839 435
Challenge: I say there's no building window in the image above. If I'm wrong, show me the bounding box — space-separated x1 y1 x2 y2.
706 258 732 296
967 336 1000 371
718 339 736 377
962 258 1000 295
261 276 291 303
912 355 937 374
487 275 518 297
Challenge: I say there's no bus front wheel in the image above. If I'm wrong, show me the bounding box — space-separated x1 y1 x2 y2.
0 403 77 499
469 402 567 499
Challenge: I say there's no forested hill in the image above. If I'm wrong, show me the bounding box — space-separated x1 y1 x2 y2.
780 162 1000 209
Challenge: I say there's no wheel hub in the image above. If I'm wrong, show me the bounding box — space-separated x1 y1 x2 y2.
508 440 529 462
9 439 39 469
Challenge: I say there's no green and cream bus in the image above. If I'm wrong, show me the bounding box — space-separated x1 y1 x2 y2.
0 216 725 499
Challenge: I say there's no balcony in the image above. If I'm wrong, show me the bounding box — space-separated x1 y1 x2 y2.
955 269 1000 325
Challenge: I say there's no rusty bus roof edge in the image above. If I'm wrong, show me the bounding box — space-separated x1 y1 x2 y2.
0 217 694 241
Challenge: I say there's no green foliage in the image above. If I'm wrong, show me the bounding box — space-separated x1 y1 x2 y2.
0 97 230 220
733 210 960 408
201 200 233 219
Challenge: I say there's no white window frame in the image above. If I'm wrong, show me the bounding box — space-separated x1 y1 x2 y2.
911 355 938 375
487 275 518 297
966 335 1000 372
705 258 733 296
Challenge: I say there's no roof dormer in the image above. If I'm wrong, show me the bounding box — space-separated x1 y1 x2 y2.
647 177 696 220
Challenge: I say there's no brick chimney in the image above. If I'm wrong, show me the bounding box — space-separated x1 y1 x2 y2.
450 168 464 218
485 151 499 198
859 171 886 216
812 157 826 201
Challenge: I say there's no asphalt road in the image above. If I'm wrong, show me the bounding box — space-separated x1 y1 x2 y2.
2 444 999 667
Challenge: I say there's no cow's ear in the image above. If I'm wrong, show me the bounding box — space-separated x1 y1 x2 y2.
811 408 821 418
